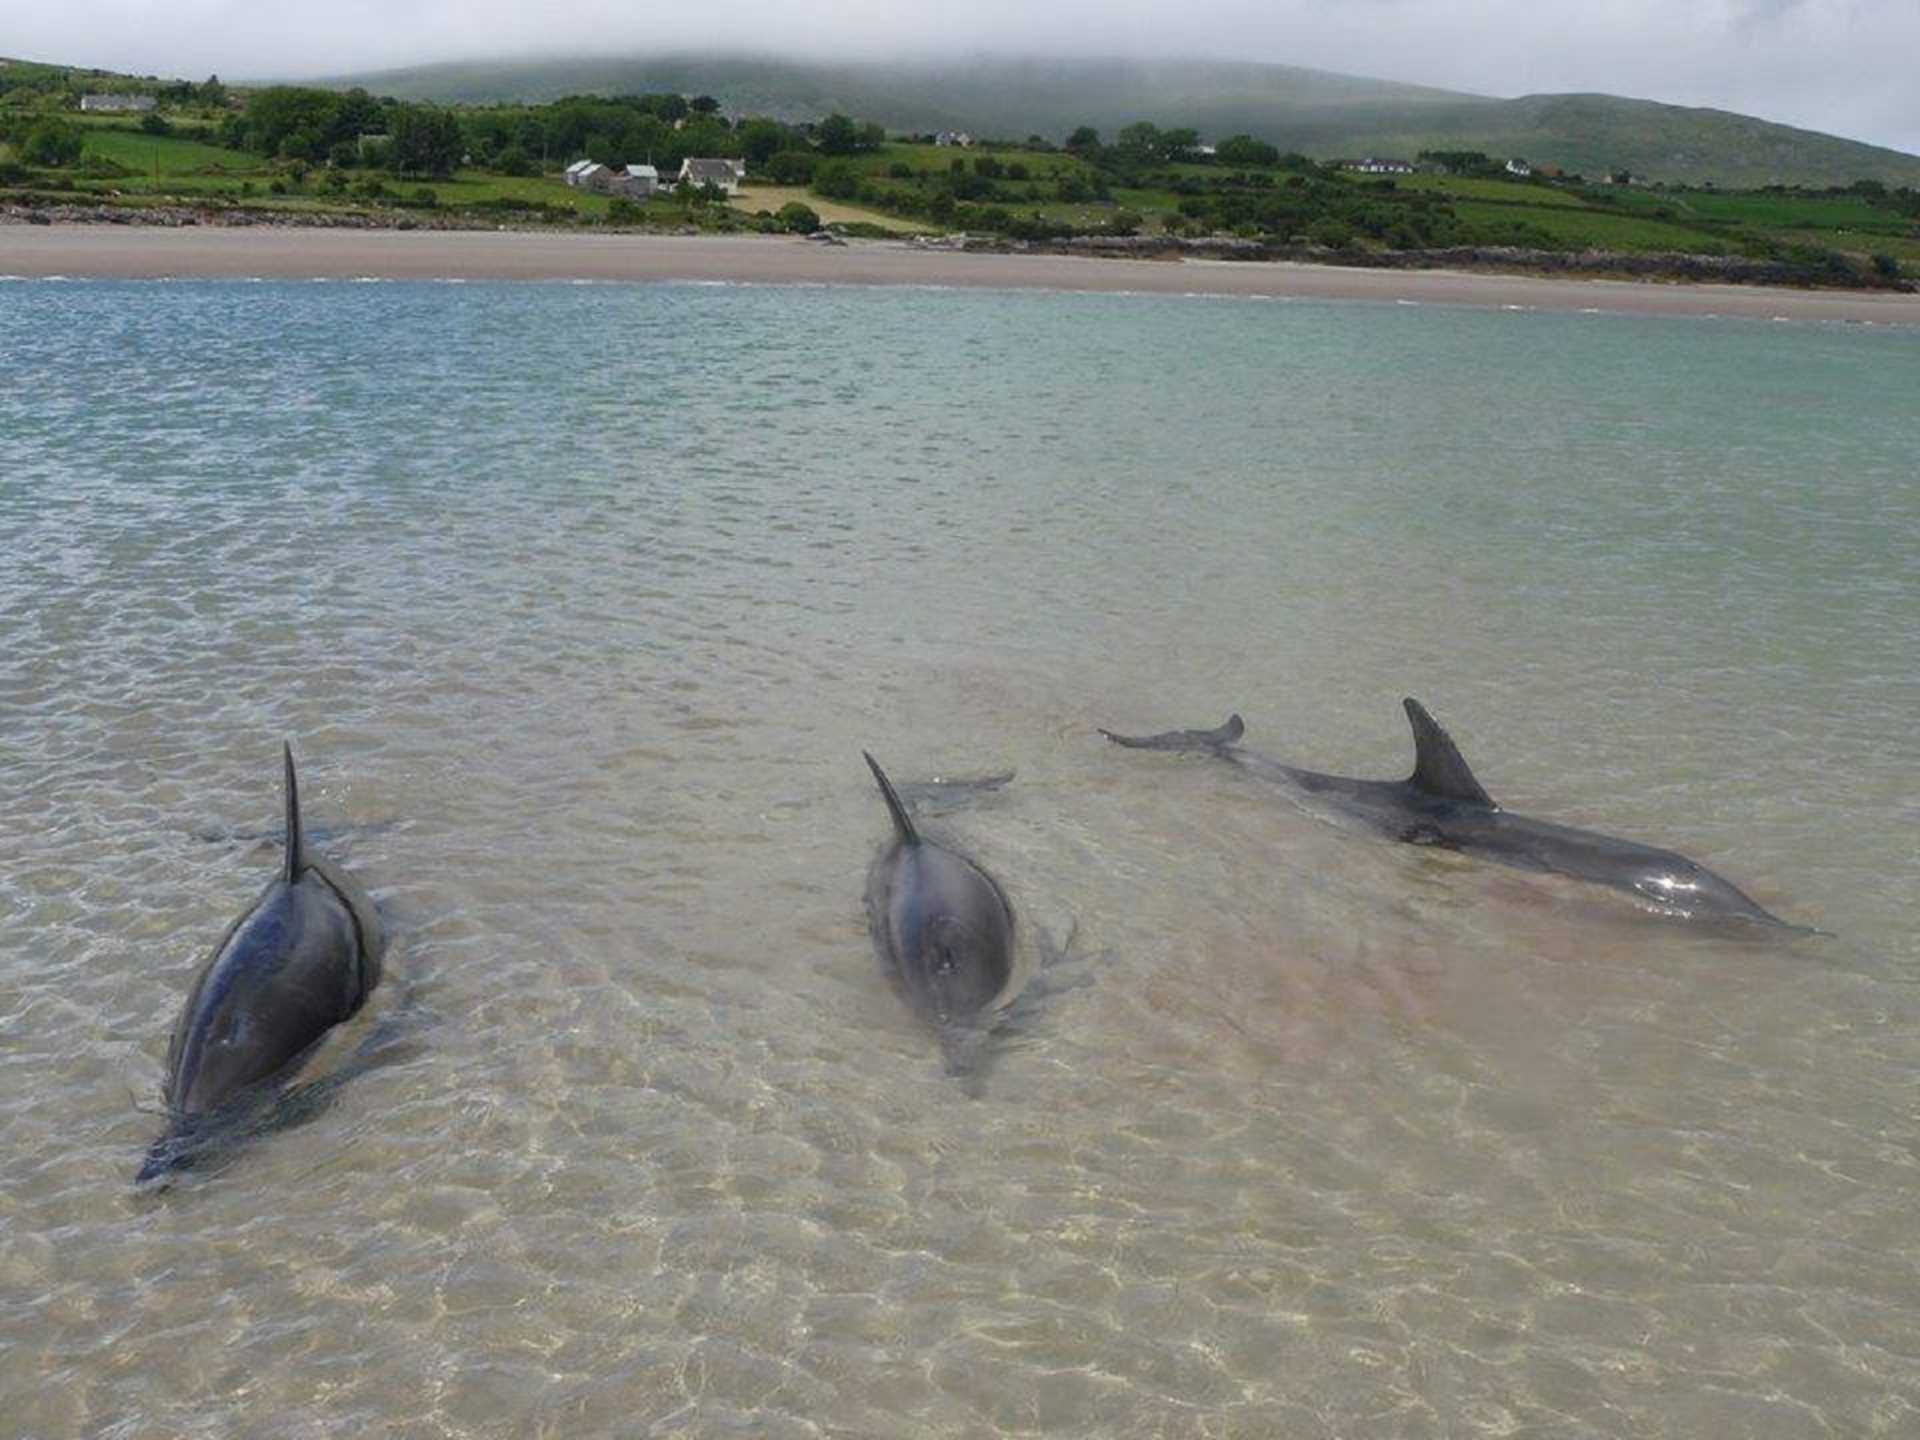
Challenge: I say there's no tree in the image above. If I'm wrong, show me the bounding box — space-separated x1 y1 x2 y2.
814 112 862 156
1216 134 1279 168
1065 126 1100 152
736 118 788 166
244 86 350 160
22 119 84 167
390 104 462 179
689 94 721 115
765 149 815 184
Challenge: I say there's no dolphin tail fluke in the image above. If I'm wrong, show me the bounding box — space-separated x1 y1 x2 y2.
282 742 306 883
1099 714 1245 752
1402 699 1495 807
863 751 919 845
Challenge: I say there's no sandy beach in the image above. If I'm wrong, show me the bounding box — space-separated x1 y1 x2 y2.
5 224 1920 324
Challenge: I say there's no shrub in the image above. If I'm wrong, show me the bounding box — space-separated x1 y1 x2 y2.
1871 252 1901 280
1308 217 1354 249
776 200 821 233
22 119 83 167
606 197 641 223
812 160 859 200
139 111 172 137
494 145 535 177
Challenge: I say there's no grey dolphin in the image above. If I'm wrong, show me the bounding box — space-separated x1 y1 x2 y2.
1102 700 1808 931
139 745 386 1183
863 751 1018 1073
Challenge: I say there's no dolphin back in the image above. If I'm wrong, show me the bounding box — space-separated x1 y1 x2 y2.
1099 714 1245 752
863 751 1018 1070
141 747 386 1183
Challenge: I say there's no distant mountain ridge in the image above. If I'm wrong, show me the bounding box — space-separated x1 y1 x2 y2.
318 52 1920 189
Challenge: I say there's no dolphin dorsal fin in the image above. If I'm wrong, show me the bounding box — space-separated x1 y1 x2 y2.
1403 699 1495 807
282 742 307 882
863 751 919 845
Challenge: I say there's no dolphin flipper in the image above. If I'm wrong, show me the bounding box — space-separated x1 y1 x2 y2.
1099 714 1245 752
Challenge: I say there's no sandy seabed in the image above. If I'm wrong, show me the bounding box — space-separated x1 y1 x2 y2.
5 224 1920 325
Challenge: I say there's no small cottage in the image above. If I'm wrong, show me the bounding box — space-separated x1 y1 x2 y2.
617 164 660 199
678 158 743 194
80 94 156 113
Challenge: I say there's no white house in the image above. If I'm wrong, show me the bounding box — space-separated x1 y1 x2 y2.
1505 158 1532 177
933 130 974 148
678 157 742 194
619 164 660 198
564 159 602 188
1350 157 1416 175
80 93 155 113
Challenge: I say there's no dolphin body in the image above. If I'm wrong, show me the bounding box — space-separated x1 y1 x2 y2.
139 745 386 1183
1101 700 1803 930
862 751 1019 1073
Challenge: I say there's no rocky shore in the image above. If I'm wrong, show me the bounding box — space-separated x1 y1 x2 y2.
947 233 1919 293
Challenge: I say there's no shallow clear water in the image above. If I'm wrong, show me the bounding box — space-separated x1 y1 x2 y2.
2 279 1917 1438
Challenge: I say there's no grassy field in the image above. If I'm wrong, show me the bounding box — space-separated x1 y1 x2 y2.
734 182 922 231
81 126 267 177
1448 200 1730 253
1389 173 1596 209
4 109 1912 277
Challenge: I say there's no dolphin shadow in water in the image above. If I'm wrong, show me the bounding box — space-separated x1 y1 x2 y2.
138 744 390 1186
862 752 1032 1083
1101 700 1819 934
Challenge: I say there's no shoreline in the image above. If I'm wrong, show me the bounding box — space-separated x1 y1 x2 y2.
6 224 1920 325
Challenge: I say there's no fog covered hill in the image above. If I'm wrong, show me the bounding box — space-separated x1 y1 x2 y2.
317 52 1920 189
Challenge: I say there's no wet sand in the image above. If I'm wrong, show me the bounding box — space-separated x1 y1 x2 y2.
6 224 1920 324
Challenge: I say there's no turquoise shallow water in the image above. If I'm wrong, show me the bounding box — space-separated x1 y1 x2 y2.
2 278 1918 1437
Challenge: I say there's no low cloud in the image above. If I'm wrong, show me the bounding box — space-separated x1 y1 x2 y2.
12 1 1919 154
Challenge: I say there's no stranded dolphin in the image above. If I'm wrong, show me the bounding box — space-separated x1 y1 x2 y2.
139 744 386 1183
863 751 1019 1073
1101 699 1806 930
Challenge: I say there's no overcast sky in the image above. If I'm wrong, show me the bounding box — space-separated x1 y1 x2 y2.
13 1 1919 156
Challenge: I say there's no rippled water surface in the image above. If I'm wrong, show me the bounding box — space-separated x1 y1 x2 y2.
3 279 1918 1438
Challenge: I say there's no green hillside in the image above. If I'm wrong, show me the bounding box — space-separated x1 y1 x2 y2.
321 52 1920 189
